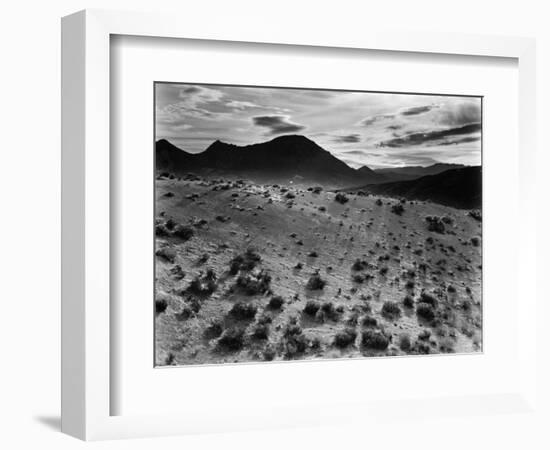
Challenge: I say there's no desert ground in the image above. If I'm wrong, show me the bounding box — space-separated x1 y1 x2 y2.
154 173 482 366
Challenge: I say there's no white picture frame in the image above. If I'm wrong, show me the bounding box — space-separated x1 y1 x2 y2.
61 9 537 441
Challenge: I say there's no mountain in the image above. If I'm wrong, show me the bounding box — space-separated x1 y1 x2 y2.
156 135 383 187
356 165 388 183
345 166 481 209
374 163 466 182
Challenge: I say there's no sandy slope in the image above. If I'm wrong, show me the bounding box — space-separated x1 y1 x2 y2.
154 175 482 366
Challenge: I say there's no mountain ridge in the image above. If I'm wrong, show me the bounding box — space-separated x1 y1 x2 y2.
156 135 385 186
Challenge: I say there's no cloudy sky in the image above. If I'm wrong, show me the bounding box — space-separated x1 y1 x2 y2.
155 83 482 169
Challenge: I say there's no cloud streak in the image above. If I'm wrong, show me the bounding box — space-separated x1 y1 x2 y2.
252 115 306 135
379 123 481 148
332 133 361 143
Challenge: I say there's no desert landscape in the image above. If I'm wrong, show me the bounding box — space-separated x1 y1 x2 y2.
154 84 482 366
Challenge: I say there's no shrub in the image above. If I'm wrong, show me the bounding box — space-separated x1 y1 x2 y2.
306 273 326 290
262 345 277 361
425 216 445 234
229 301 258 320
285 192 296 199
360 315 378 328
155 246 177 263
418 329 431 341
381 301 401 320
416 302 436 322
155 223 170 237
405 280 415 289
268 295 285 310
320 302 339 321
308 251 319 258
280 321 307 359
468 209 482 222
172 224 194 241
229 248 261 274
352 273 365 284
303 300 321 316
251 323 270 340
335 193 349 204
204 320 223 339
379 266 389 276
375 198 383 206
236 269 271 295
312 186 323 194
398 333 411 351
391 203 405 215
155 298 168 314
403 295 415 308
217 328 245 351
188 271 217 296
471 237 481 247
333 328 357 348
361 329 390 350
352 259 368 271
419 292 438 307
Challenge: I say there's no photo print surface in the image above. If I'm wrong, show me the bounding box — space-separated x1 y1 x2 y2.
154 83 482 366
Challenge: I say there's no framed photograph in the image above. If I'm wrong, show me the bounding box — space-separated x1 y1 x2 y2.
61 9 537 440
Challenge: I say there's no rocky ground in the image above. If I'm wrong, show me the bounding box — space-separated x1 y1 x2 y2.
154 173 482 366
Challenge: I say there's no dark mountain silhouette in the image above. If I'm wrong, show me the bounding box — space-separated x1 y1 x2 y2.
345 166 481 209
374 163 466 182
156 135 383 187
356 165 388 183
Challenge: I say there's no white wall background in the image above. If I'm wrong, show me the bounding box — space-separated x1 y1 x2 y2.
0 1 547 449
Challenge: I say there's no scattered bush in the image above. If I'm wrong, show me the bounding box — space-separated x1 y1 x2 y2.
379 266 389 276
361 329 390 350
419 292 438 307
418 329 431 341
416 302 436 322
352 259 368 271
280 321 307 359
398 333 411 351
471 237 481 247
306 272 326 290
155 246 177 263
335 193 349 204
425 216 445 234
468 209 482 222
375 198 383 206
333 328 357 348
360 315 378 328
155 223 170 237
188 270 217 296
204 320 223 339
229 248 261 274
236 269 271 295
268 295 285 310
312 186 323 194
381 301 402 320
303 300 321 316
251 323 270 340
172 224 194 241
155 298 168 314
217 328 245 351
391 203 405 215
352 273 365 284
403 295 415 308
169 264 185 280
229 301 258 320
308 251 319 258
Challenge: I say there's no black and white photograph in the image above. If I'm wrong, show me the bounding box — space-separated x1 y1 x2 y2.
154 83 482 366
